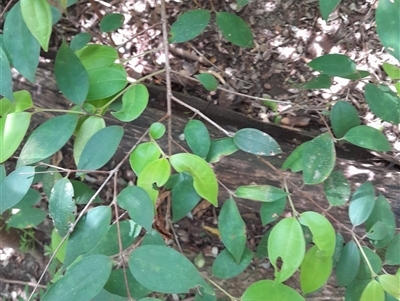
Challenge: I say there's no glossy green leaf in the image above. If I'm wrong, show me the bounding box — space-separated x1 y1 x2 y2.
129 245 213 294
260 196 286 225
184 119 211 159
336 240 360 287
385 233 400 265
348 181 375 227
117 186 154 231
17 114 79 167
3 2 40 82
0 46 14 101
64 206 111 267
376 0 400 61
104 268 151 299
360 280 385 301
212 247 253 279
41 254 112 301
339 70 370 80
100 13 124 32
206 137 238 163
70 32 91 52
169 9 211 43
330 101 361 138
170 153 218 206
308 54 356 77
319 0 341 20
20 0 52 51
55 41 89 105
303 132 335 184
364 84 400 124
0 112 31 163
75 44 118 70
383 62 400 80
324 170 351 206
73 116 106 165
282 143 306 172
111 84 149 122
234 128 282 156
219 198 246 263
241 280 305 301
366 221 388 240
51 229 68 263
0 166 35 214
356 246 382 280
195 73 218 91
344 125 391 152
302 74 332 89
234 185 288 203
71 180 102 204
49 178 76 237
87 64 127 100
216 12 253 47
77 126 124 174
149 122 166 140
268 217 305 283
6 207 47 228
300 211 336 257
379 274 400 299
129 142 161 176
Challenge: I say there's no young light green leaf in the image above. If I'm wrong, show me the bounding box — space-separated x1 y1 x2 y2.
379 274 400 299
234 185 288 203
303 132 335 184
75 44 118 70
376 0 400 61
3 2 40 82
170 153 218 206
260 196 287 225
195 73 218 91
385 234 400 265
324 170 351 206
70 32 92 52
20 0 52 51
241 280 305 301
6 207 47 229
308 54 356 77
100 13 124 33
206 137 238 163
0 46 14 101
219 198 246 263
234 128 282 156
41 254 112 301
77 126 124 174
319 0 341 21
11 90 33 112
111 84 149 122
344 279 370 301
349 181 375 227
268 217 305 283
117 186 154 231
169 9 211 43
129 142 161 176
302 74 332 89
330 101 361 138
212 247 253 279
360 280 385 301
382 62 400 80
49 178 76 237
55 41 89 105
129 245 213 294
184 120 211 159
149 122 166 140
216 12 253 47
336 240 360 287
51 229 68 263
344 125 391 151
364 84 400 124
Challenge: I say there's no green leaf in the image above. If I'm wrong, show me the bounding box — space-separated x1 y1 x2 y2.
111 84 149 122
383 62 400 80
70 32 92 52
385 233 400 265
303 132 335 184
9 90 33 112
3 2 40 82
260 196 286 225
169 9 211 43
87 64 127 100
343 125 391 152
17 114 79 167
49 178 76 237
206 137 239 163
330 101 361 138
236 0 249 10
64 206 111 267
141 229 166 246
13 188 41 209
149 122 166 140
336 240 360 287
332 233 344 267
51 229 68 263
0 166 35 214
75 44 118 70
216 12 253 48
323 170 351 206
255 230 270 258
268 217 305 283
376 0 400 61
212 247 253 279
41 254 112 301
184 120 211 159
360 280 385 301
6 207 47 228
379 274 400 299
282 143 306 172
366 221 388 240
234 185 288 203
195 73 218 91
302 74 332 89
0 112 31 163
77 126 124 174
71 180 102 204
308 54 356 77
319 0 341 20
117 186 154 231
100 13 124 32
345 278 370 301
234 128 282 156
20 0 52 51
169 153 218 206
129 245 213 294
356 246 382 280
55 41 89 105
300 211 336 257
104 268 151 299
0 46 14 101
241 280 305 301
364 84 400 124
129 142 161 176
348 181 375 227
339 70 370 80
218 198 246 263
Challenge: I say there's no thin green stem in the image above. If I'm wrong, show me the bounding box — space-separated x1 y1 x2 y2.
352 233 376 279
32 108 88 116
284 179 298 216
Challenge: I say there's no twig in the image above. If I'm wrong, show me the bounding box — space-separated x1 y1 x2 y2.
0 0 14 19
0 277 46 289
